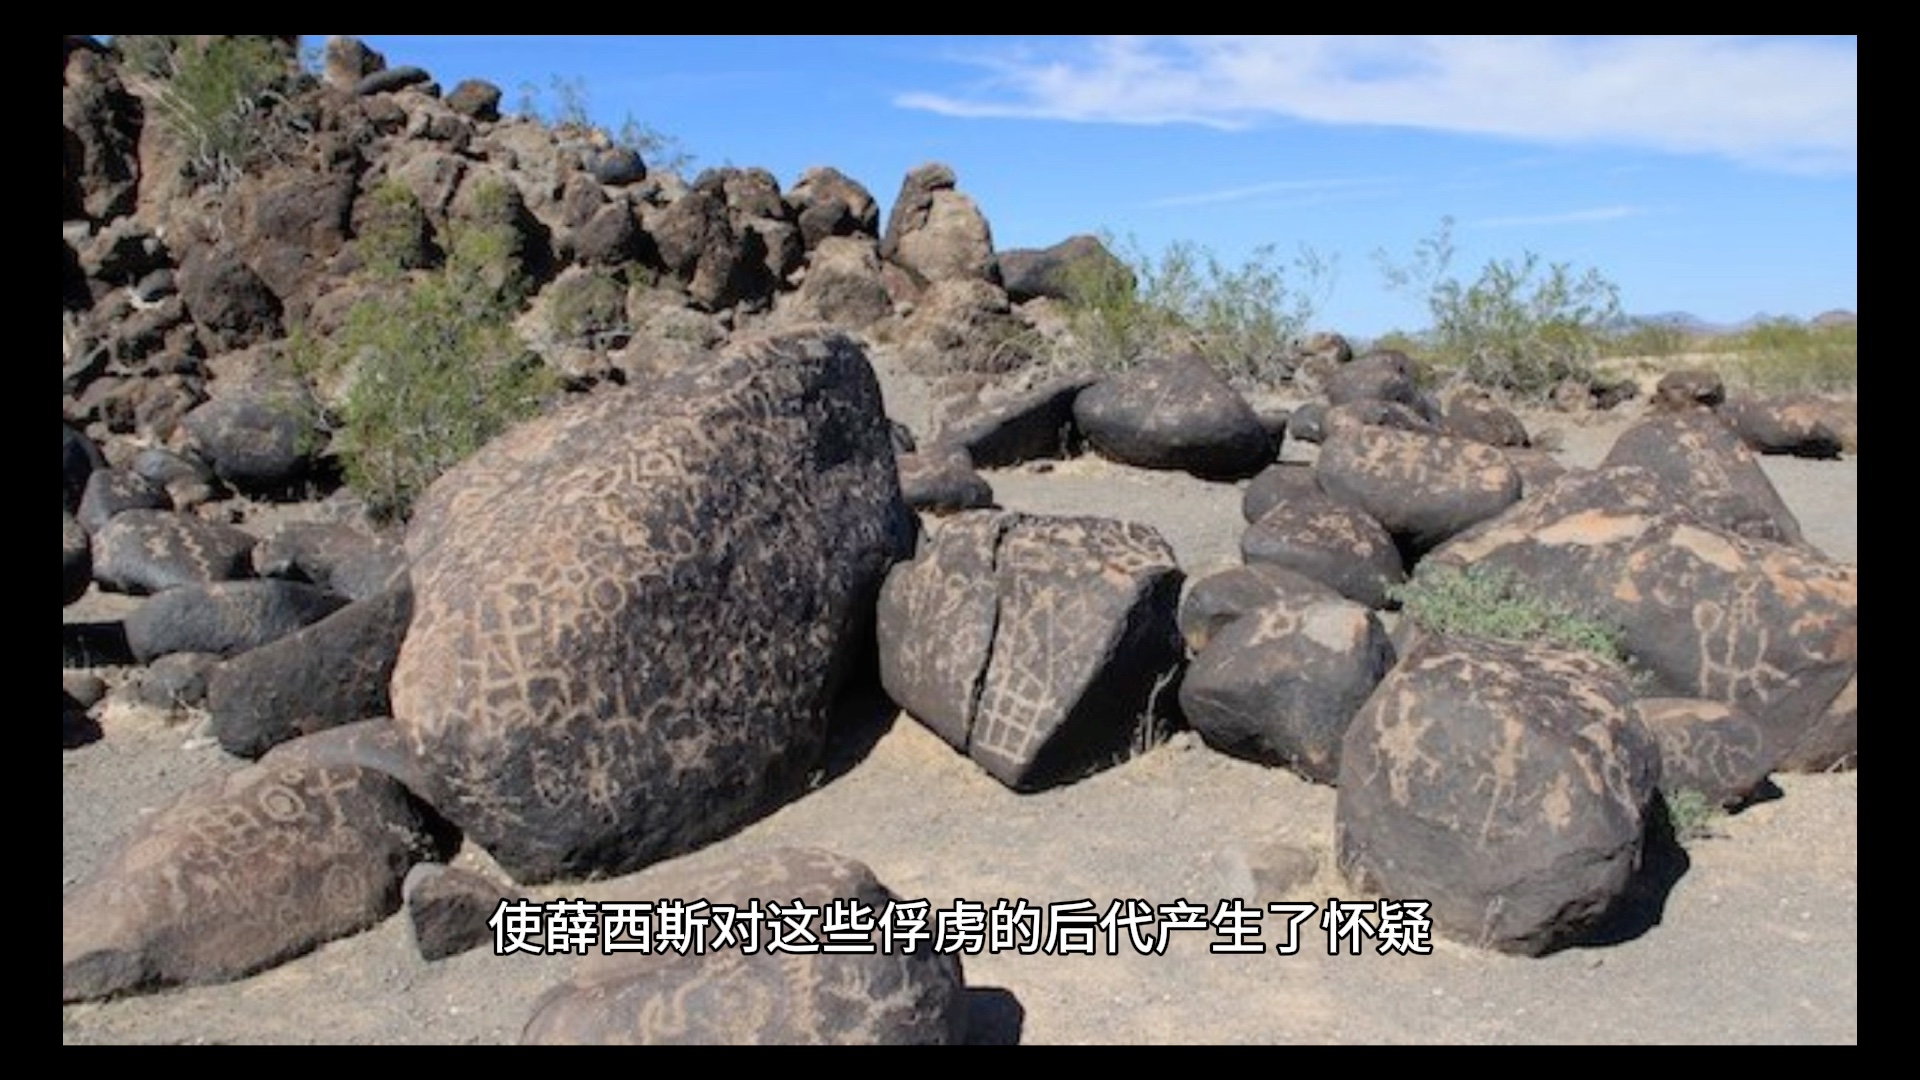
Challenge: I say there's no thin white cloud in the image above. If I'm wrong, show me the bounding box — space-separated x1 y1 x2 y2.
898 36 1857 174
1470 205 1648 228
1145 175 1396 208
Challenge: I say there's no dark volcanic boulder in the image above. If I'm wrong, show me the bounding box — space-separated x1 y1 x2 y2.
1286 402 1326 444
1633 698 1774 808
130 446 222 509
391 330 914 884
90 510 257 595
1444 391 1530 448
63 44 142 222
208 581 414 759
897 446 995 514
937 376 1093 468
1181 597 1396 783
995 234 1130 304
1177 562 1342 654
1073 353 1274 480
1336 633 1661 956
177 245 283 351
403 863 509 961
126 651 218 711
180 386 324 497
1315 424 1522 558
63 760 451 1002
445 79 503 122
647 185 767 311
1429 467 1857 764
1241 461 1321 525
876 511 1185 791
1326 350 1421 408
1322 399 1439 438
1601 411 1805 545
790 235 892 328
1652 369 1725 411
522 848 968 1045
77 467 170 534
880 162 995 289
355 65 432 96
1779 673 1855 772
1502 447 1568 497
1717 394 1850 459
1241 494 1406 610
895 278 1030 376
252 521 408 601
787 166 881 249
123 579 348 663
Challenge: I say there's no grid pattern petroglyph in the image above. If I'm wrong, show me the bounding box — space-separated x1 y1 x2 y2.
969 518 1177 774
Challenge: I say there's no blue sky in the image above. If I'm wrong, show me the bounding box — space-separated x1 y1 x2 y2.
337 35 1856 338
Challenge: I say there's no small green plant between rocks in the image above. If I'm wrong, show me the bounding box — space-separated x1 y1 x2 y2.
115 35 302 188
1391 564 1632 669
293 180 559 522
1662 787 1726 843
1715 319 1858 393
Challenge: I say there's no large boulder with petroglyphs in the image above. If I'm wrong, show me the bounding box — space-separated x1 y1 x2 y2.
1601 411 1806 545
875 510 1185 791
520 848 968 1044
1240 494 1406 610
1335 632 1662 956
1632 698 1774 809
90 509 258 594
1315 423 1523 559
390 330 915 884
62 760 451 1001
1180 594 1397 783
1717 393 1852 458
1177 562 1343 655
1426 465 1857 770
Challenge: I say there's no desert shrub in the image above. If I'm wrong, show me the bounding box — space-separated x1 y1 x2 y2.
297 187 558 521
1362 329 1432 358
1391 564 1630 668
546 270 632 347
1606 316 1694 363
115 35 300 187
1719 319 1857 393
1378 217 1622 401
1055 233 1334 390
515 74 696 178
1660 788 1726 843
354 182 436 275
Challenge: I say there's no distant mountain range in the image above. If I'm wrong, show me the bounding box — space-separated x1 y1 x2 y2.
1612 309 1857 336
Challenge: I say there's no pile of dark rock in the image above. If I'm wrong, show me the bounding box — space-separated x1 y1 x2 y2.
64 35 1857 1041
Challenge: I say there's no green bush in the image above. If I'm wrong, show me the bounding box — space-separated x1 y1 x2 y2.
1377 217 1622 401
116 35 299 187
354 182 435 275
547 270 630 346
1055 233 1335 390
300 186 558 521
1661 788 1726 843
1605 316 1694 363
1391 564 1631 667
1719 319 1857 393
515 74 696 177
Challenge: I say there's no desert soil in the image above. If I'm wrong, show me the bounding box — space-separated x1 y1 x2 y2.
61 370 1858 1045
